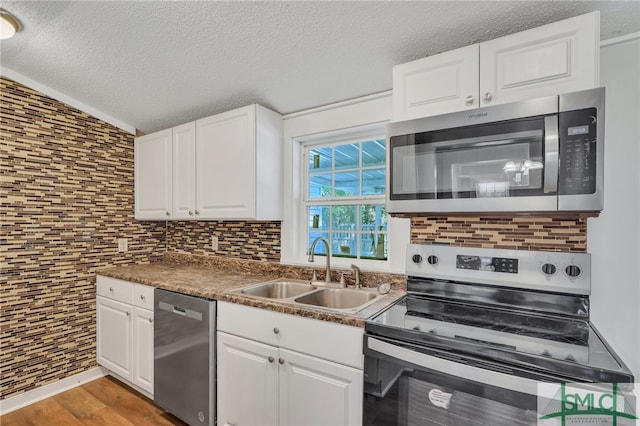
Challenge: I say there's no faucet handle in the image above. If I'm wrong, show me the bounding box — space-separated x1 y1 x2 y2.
339 272 346 287
311 269 318 282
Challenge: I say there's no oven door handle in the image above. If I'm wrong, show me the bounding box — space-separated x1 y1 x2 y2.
543 115 559 194
367 337 540 396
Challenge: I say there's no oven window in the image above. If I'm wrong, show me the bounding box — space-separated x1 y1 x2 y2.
364 356 539 426
390 118 546 200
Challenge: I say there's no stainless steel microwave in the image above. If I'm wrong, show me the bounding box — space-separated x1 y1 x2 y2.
387 87 604 213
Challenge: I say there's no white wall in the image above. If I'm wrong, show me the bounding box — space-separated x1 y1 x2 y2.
280 92 410 273
588 35 640 380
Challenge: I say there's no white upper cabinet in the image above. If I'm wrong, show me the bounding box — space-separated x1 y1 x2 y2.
393 44 479 120
479 12 599 107
134 104 283 221
172 122 196 220
134 129 172 220
393 12 599 121
196 104 283 220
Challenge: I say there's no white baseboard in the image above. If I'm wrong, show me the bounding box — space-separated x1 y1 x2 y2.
0 367 107 415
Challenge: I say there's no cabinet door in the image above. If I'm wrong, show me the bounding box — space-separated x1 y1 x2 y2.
132 307 154 395
196 106 256 219
172 122 196 220
279 348 363 426
96 296 133 380
480 12 599 107
134 129 172 220
393 44 479 121
217 332 278 426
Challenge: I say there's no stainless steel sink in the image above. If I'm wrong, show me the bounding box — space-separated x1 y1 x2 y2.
238 278 385 314
294 288 381 311
240 279 316 299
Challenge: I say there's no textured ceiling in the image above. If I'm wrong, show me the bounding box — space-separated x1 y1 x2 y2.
1 1 638 134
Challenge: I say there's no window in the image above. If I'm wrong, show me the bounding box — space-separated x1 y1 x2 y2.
303 137 387 261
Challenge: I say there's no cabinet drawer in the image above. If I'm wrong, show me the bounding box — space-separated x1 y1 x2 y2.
97 276 134 304
217 302 364 369
134 284 154 309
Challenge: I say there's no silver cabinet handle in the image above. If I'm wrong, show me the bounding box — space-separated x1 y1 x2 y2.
484 92 493 103
165 211 170 216
188 210 193 216
268 356 274 363
465 95 474 105
273 327 280 334
278 358 285 365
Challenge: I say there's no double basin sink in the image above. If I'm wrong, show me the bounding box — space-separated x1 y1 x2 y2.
238 279 384 314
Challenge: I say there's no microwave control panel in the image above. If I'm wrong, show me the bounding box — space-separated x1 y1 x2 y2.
558 107 597 195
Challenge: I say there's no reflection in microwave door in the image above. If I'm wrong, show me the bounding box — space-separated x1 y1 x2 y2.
476 181 509 198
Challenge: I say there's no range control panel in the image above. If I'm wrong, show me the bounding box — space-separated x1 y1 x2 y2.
407 244 591 295
456 255 519 274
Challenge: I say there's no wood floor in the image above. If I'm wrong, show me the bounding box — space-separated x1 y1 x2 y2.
1 376 188 426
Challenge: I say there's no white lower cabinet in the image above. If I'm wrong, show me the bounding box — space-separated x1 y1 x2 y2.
96 296 133 380
217 302 364 426
217 332 279 426
96 276 154 396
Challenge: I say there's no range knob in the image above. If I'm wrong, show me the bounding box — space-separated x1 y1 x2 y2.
541 263 557 276
427 255 439 265
565 265 582 278
412 254 423 264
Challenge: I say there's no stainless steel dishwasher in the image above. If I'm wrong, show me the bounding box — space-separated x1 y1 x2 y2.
154 288 215 426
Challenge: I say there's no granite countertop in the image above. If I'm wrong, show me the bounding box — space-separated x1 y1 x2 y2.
97 253 406 327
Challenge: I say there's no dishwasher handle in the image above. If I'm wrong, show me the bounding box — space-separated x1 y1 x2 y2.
158 301 203 321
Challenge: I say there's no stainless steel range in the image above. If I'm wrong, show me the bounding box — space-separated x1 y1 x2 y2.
363 244 634 425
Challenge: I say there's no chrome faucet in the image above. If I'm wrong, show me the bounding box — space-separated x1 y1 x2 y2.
350 264 361 289
308 237 331 282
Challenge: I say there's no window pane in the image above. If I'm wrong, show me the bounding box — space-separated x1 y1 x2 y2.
360 204 387 231
334 143 359 170
309 173 332 198
333 234 357 258
308 232 329 255
308 206 330 230
332 205 357 229
309 147 332 172
362 140 386 167
334 172 360 196
362 168 386 195
360 233 387 260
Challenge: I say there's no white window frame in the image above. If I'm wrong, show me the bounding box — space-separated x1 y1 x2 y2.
301 130 388 266
280 91 409 274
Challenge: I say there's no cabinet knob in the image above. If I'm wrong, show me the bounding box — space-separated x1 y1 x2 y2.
140 294 145 300
195 210 200 215
465 95 475 105
278 358 285 365
149 318 153 323
484 92 493 103
188 210 194 216
126 312 130 317
165 211 170 216
109 287 114 293
273 327 280 335
268 356 274 363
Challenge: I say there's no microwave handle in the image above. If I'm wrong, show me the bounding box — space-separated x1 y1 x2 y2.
544 115 559 194
367 337 540 396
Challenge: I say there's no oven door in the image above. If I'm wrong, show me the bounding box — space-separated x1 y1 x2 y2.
364 335 556 426
387 98 559 213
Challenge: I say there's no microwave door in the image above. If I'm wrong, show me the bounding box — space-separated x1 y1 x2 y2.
388 117 559 213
